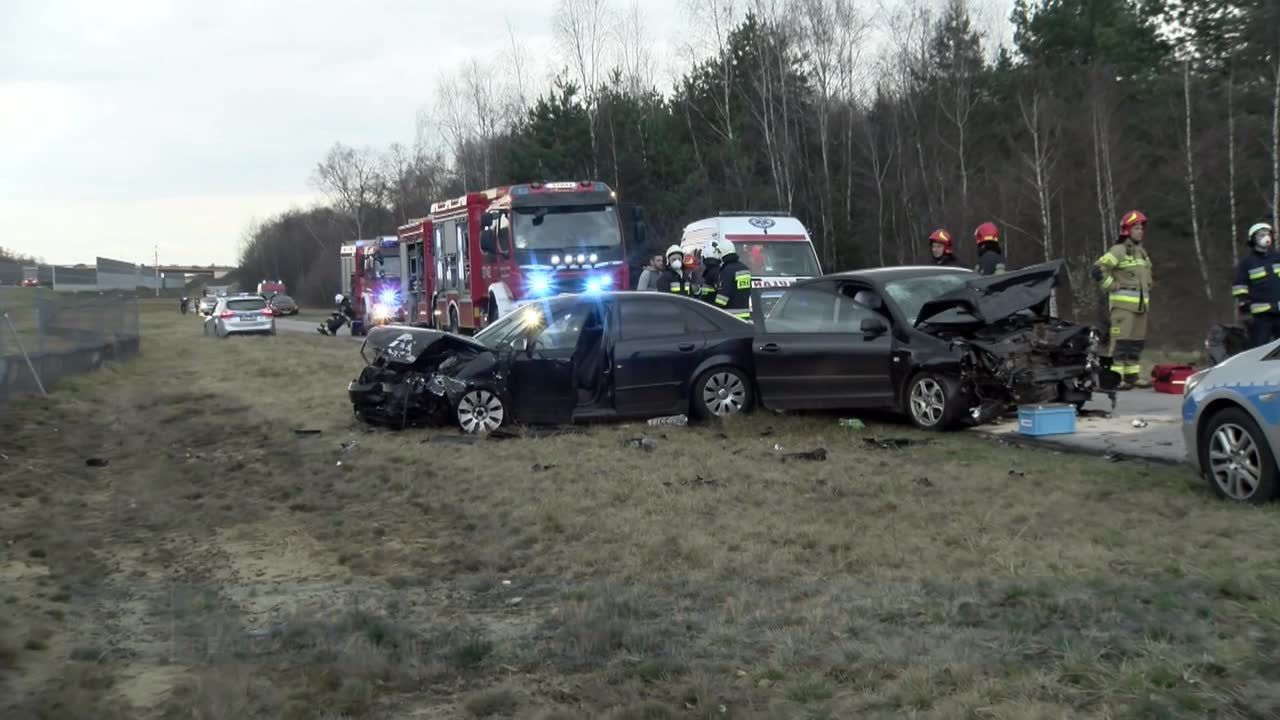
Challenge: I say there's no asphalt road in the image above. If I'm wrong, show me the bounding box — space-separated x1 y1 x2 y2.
973 390 1185 464
270 315 1188 464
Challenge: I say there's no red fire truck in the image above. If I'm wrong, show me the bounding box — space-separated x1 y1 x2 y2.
340 236 406 335
408 180 633 334
395 217 436 327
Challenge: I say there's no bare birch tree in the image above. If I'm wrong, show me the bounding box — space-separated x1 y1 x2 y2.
1228 68 1239 271
463 59 503 187
615 0 656 97
1272 52 1280 232
312 143 384 240
1182 60 1213 299
554 0 612 177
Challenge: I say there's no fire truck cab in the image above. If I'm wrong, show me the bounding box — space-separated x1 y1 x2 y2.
425 180 631 334
340 236 406 336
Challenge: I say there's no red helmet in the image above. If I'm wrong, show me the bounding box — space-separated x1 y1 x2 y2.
928 228 953 252
974 222 999 245
1119 209 1147 237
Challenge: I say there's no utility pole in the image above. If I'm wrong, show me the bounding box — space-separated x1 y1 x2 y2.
154 245 159 297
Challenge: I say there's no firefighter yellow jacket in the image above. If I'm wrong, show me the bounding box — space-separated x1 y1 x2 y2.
1095 241 1153 312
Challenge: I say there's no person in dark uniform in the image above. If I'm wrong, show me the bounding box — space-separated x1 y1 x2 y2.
929 228 958 267
697 247 722 304
973 222 1007 276
657 244 688 295
1233 222 1280 348
709 239 752 320
319 293 356 335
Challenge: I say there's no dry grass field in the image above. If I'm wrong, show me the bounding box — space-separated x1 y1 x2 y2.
1 302 1278 719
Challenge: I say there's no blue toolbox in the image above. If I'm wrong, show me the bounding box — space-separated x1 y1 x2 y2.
1017 403 1077 436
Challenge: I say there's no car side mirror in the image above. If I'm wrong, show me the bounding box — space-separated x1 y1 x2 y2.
860 317 888 335
480 228 497 256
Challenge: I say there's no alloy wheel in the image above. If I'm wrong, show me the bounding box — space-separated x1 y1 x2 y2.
457 390 504 434
702 371 747 417
1209 422 1263 500
909 378 946 427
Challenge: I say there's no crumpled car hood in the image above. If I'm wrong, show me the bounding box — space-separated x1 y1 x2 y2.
915 260 1062 327
360 325 490 367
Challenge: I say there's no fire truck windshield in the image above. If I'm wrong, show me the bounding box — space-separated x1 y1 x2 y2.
513 205 622 253
736 241 821 278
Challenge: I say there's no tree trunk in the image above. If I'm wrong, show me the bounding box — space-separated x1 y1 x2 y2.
1273 53 1280 233
1228 67 1239 277
1183 61 1213 300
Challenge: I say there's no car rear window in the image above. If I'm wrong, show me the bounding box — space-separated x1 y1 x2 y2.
227 299 267 312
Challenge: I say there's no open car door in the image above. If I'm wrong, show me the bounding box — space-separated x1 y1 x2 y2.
507 300 606 425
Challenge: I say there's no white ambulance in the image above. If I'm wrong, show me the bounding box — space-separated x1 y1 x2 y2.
679 213 823 313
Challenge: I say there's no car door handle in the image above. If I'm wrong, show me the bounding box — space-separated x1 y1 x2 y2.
759 343 780 353
677 343 696 352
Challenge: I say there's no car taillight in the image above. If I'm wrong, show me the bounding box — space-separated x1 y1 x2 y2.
219 310 235 319
262 309 274 317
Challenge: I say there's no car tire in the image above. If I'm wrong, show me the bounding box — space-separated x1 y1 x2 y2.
905 372 965 431
691 366 753 420
1199 407 1277 504
456 388 506 434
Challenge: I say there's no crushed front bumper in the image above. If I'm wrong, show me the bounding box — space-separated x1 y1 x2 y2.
348 367 468 428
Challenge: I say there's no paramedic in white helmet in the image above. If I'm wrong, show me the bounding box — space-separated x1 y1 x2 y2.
657 244 688 295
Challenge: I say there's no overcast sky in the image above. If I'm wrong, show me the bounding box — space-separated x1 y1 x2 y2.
1 0 1009 267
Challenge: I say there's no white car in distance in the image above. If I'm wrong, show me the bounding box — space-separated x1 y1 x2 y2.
204 294 276 338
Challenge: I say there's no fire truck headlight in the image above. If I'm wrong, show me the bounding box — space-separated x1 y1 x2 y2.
589 253 598 263
550 255 561 266
377 289 400 307
528 273 552 296
585 274 612 293
576 253 586 264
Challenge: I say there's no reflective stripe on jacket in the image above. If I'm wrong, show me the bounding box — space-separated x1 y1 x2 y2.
1233 251 1280 315
1095 241 1153 311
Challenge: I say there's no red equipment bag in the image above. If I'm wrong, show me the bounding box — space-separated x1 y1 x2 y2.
1151 364 1196 394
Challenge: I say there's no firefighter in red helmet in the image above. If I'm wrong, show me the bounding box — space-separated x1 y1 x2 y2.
1091 210 1153 389
929 229 958 267
973 222 1007 275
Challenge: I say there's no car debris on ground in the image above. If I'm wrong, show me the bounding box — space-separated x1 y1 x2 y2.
85 458 109 468
625 437 658 452
863 437 929 450
781 448 828 462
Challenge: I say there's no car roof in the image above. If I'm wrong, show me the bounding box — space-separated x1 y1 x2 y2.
793 265 974 288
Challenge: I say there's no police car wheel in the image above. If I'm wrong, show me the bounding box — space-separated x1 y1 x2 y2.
1200 407 1277 504
692 366 753 420
905 372 963 431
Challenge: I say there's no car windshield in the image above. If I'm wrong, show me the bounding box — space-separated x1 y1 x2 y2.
226 298 267 312
736 241 821 278
474 308 529 348
882 274 972 325
512 205 622 251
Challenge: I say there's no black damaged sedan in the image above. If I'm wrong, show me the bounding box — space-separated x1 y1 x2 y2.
348 292 756 432
748 260 1118 429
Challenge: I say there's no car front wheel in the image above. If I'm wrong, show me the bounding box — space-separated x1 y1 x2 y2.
456 389 506 434
1200 407 1277 504
905 372 964 430
692 366 753 420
